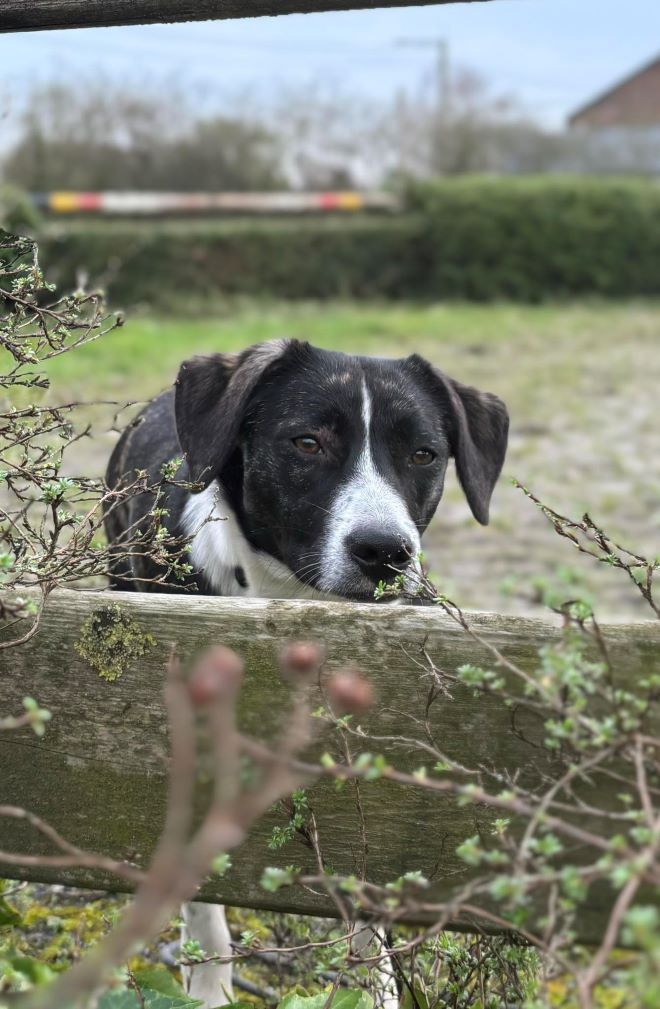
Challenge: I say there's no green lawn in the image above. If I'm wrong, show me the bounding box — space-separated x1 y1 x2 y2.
46 299 659 402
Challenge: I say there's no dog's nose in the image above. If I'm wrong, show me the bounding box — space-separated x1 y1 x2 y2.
346 529 413 583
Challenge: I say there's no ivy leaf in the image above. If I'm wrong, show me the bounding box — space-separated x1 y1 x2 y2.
98 987 204 1009
279 989 374 1009
0 952 56 986
401 986 429 1009
131 966 191 998
0 895 21 928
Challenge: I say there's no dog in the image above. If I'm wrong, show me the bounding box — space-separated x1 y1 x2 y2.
104 339 509 1006
105 339 508 600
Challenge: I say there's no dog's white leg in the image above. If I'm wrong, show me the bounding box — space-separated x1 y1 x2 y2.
181 901 233 1009
350 924 399 1009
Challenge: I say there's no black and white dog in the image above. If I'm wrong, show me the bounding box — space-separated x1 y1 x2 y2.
104 339 509 1006
105 339 508 601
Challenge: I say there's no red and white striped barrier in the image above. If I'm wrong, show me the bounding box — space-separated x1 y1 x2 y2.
35 191 398 215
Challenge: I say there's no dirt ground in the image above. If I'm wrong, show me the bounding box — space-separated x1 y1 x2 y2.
56 301 660 621
423 308 660 620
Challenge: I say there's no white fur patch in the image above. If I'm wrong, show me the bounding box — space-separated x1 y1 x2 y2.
181 902 233 1007
182 482 329 599
318 378 421 594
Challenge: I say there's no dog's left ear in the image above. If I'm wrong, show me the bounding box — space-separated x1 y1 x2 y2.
175 339 299 489
407 355 509 525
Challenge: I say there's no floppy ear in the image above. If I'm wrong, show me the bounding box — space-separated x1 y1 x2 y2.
407 355 509 525
174 339 295 489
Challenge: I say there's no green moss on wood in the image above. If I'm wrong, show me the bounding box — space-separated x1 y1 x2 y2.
74 604 155 682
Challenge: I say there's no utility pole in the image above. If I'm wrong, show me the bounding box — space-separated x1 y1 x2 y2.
397 37 450 120
397 37 451 174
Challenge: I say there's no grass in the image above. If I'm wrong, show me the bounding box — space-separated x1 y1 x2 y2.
45 299 658 400
47 300 512 397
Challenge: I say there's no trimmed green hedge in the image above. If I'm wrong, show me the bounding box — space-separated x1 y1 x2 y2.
38 178 660 307
410 177 660 301
39 216 428 308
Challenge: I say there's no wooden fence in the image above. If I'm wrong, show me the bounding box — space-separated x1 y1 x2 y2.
1 589 659 942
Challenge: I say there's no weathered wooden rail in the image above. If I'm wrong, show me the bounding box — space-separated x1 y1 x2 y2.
1 589 659 942
2 0 655 949
0 0 490 34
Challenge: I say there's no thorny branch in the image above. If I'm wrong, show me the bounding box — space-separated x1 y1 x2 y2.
515 480 660 618
0 641 372 1009
0 231 200 647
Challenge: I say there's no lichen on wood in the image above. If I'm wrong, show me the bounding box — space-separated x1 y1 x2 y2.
74 604 155 682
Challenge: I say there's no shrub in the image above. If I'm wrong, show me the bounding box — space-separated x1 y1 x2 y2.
0 184 40 233
410 175 660 300
38 216 427 309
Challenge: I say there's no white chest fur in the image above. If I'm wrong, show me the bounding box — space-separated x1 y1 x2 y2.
181 481 329 600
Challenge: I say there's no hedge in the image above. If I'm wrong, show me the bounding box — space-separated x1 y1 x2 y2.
37 178 660 307
38 216 429 308
409 176 660 301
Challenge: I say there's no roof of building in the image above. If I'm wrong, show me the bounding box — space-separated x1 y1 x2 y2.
568 53 660 127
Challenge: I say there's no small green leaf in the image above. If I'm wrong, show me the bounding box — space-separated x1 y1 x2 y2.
260 865 299 892
210 853 232 877
0 895 21 928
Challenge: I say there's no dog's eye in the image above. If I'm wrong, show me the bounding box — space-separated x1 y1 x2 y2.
411 448 435 466
293 436 322 456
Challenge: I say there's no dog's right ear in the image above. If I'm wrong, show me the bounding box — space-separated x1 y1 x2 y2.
175 339 296 489
405 354 509 526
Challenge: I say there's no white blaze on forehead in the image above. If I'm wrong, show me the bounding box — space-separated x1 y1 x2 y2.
318 377 421 592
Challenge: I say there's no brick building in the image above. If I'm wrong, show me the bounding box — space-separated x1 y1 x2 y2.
569 54 660 129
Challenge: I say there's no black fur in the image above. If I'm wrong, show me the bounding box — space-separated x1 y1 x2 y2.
104 341 509 598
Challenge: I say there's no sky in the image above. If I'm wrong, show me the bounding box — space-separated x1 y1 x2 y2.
1 0 659 130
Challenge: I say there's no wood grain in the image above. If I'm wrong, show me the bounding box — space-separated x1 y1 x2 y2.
0 0 491 34
1 589 658 940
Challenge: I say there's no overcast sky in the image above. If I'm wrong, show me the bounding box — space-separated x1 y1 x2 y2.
1 0 659 129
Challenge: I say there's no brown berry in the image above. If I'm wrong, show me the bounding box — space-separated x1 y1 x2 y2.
188 646 244 706
279 641 324 680
327 670 374 715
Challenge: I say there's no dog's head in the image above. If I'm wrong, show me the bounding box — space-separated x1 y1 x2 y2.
175 340 508 601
